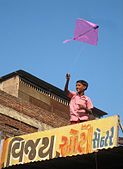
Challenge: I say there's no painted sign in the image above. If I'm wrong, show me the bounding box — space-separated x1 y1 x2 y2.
1 115 119 168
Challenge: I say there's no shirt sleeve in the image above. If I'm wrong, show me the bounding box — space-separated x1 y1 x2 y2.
67 91 76 99
86 97 93 109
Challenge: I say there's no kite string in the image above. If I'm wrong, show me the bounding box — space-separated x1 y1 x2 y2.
72 44 86 66
67 44 86 76
66 47 87 87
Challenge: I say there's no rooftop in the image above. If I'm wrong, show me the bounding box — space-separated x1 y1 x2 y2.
0 70 108 117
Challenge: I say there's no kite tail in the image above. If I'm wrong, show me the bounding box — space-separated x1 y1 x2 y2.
63 39 73 43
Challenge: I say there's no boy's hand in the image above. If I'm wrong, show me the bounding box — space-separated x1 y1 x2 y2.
66 73 70 80
78 104 86 109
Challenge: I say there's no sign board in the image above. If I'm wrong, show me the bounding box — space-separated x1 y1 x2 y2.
1 115 119 168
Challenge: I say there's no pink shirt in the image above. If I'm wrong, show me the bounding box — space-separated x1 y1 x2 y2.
68 91 93 122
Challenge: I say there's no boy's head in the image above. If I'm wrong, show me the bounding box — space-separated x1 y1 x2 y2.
76 80 88 91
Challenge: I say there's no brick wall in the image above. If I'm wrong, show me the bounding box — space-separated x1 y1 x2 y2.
0 90 70 138
18 79 69 119
0 75 19 97
0 113 37 137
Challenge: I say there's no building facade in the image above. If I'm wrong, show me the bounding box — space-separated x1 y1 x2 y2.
0 70 107 138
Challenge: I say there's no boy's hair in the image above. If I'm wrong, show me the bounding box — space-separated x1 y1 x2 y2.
76 80 88 90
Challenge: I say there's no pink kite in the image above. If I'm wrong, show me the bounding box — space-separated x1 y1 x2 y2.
63 18 99 45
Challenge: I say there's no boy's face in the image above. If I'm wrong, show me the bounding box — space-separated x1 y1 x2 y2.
76 82 86 93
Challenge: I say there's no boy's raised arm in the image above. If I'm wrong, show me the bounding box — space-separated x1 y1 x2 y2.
64 73 70 92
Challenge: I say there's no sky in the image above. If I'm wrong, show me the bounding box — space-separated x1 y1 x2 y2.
0 0 123 133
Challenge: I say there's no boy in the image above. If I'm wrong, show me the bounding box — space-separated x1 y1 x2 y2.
64 73 93 124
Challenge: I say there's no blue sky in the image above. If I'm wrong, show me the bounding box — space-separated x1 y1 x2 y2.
0 0 123 132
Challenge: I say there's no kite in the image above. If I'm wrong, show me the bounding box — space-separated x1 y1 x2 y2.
63 18 99 45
